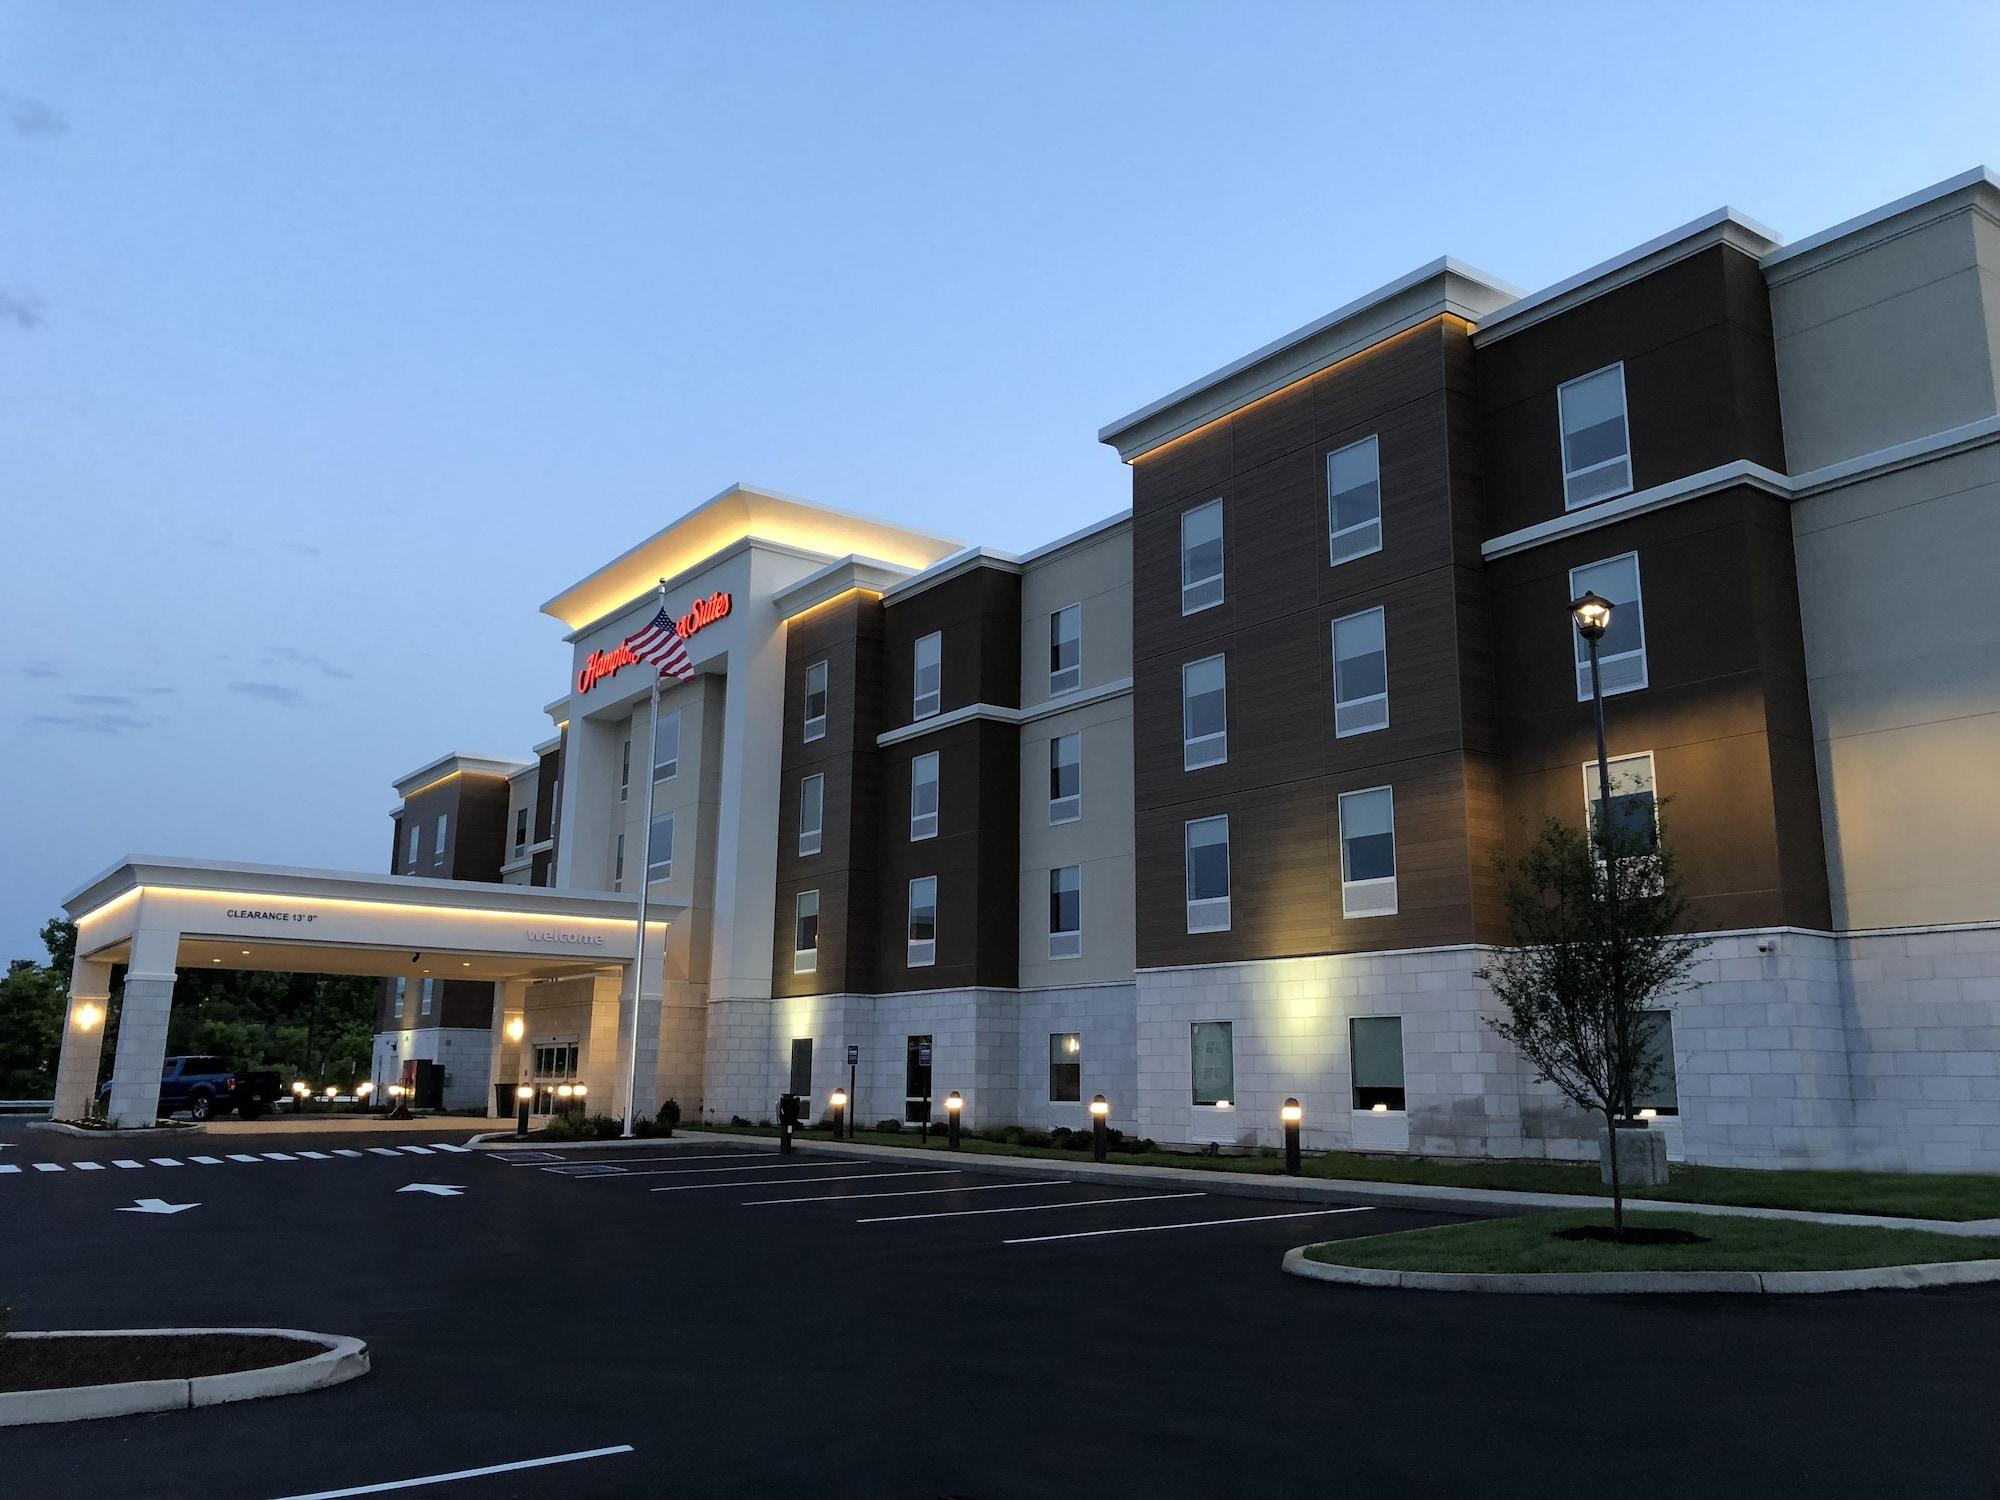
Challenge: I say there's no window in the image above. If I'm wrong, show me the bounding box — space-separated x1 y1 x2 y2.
1184 815 1231 932
1048 1033 1081 1103
1182 655 1227 770
551 777 561 827
619 736 631 802
789 1038 813 1104
1049 603 1083 695
647 810 675 882
1327 435 1383 565
1635 1010 1679 1117
913 632 942 719
803 660 828 743
910 751 939 841
1331 607 1389 736
904 1034 933 1124
1583 752 1659 859
1350 1016 1406 1111
513 807 528 853
407 823 421 868
907 876 937 967
1559 363 1632 508
653 711 681 782
1338 786 1398 917
1569 552 1647 698
393 977 407 1015
799 773 824 857
614 833 625 890
1180 499 1224 614
793 890 820 974
433 814 446 864
1190 1021 1234 1106
1049 865 1082 960
1048 733 1081 823
419 978 434 1018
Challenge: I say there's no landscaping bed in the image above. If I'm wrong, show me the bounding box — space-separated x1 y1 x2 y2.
1303 1211 2000 1276
0 1333 322 1393
681 1122 2000 1220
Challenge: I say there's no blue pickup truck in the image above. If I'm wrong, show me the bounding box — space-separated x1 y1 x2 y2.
97 1055 283 1122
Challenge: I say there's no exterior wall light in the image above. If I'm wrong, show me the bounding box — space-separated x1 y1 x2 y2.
1569 591 1614 642
72 1002 103 1031
506 1017 525 1043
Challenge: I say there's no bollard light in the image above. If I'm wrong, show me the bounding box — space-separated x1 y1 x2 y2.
72 1001 103 1031
945 1090 963 1151
356 1081 374 1099
573 1083 589 1100
1089 1094 1110 1162
292 1080 310 1113
1281 1097 1303 1176
515 1083 533 1138
829 1087 848 1141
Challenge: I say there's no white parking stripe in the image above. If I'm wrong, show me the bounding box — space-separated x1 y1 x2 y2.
333 1149 364 1158
1005 1206 1374 1245
149 1158 183 1167
429 1143 472 1153
0 1165 18 1174
297 1150 332 1159
652 1169 958 1194
76 1161 105 1171
859 1192 1204 1224
597 1159 863 1181
536 1152 779 1169
268 1443 635 1500
399 1146 434 1155
261 1152 298 1161
227 1154 262 1163
744 1180 1071 1207
191 1156 224 1165
32 1163 62 1173
113 1159 143 1169
367 1148 403 1157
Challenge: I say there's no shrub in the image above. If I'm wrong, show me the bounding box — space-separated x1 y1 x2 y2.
874 1119 903 1134
546 1112 623 1141
631 1116 673 1138
659 1098 682 1127
729 1115 752 1128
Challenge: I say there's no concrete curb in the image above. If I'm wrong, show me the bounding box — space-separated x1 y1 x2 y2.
28 1120 207 1140
1279 1245 2000 1295
467 1131 694 1151
667 1131 2000 1235
0 1328 369 1427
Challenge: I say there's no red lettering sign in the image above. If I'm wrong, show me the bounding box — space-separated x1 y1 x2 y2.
575 591 733 694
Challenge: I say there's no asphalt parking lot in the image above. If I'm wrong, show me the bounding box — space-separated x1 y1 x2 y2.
3 1119 1999 1499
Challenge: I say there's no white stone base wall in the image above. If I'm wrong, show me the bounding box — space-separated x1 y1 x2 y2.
370 1027 495 1112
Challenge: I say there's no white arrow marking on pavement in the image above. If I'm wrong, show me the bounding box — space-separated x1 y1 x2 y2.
118 1198 198 1215
396 1183 463 1197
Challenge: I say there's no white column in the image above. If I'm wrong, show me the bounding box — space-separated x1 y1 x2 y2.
707 572 789 1006
105 925 180 1128
51 956 114 1121
489 979 530 1115
583 970 625 1118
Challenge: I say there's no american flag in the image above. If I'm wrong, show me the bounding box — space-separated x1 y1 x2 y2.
625 607 696 682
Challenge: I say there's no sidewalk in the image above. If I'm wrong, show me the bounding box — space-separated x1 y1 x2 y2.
203 1115 504 1136
668 1130 2000 1238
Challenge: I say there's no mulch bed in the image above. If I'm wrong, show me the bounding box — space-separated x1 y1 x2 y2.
0 1334 321 1392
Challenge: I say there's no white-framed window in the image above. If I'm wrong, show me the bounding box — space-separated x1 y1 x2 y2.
647 810 675 882
799 773 824 857
1182 655 1227 770
619 735 631 802
1180 498 1224 614
1049 603 1083 695
910 750 939 841
1635 1010 1679 1117
1338 785 1398 917
420 977 435 1018
393 977 407 1015
1049 1033 1081 1103
1582 751 1660 859
1570 552 1647 699
433 814 446 864
913 632 942 720
1190 1020 1234 1106
1049 865 1082 960
1350 1015 1405 1111
1184 815 1231 932
1327 434 1383 565
793 890 819 975
614 832 625 890
513 807 528 853
1332 606 1389 737
907 875 937 967
1559 363 1632 508
406 823 421 867
803 660 828 743
1049 732 1081 824
654 710 681 782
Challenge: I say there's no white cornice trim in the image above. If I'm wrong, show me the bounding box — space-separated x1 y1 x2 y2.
770 554 914 619
874 678 1134 747
1761 166 2000 278
1471 208 1782 347
1479 416 2000 560
880 548 1022 604
558 535 834 644
390 753 534 798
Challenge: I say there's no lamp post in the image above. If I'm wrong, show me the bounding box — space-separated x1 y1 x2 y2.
1089 1094 1110 1162
945 1090 963 1151
1570 590 1618 872
572 1082 588 1119
1281 1097 1303 1176
556 1082 575 1120
291 1080 309 1114
515 1083 533 1138
829 1087 848 1141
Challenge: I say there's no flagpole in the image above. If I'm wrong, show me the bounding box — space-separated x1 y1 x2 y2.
622 578 667 1138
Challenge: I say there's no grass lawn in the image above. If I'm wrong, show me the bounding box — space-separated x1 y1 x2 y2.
681 1122 2000 1221
1304 1209 2000 1275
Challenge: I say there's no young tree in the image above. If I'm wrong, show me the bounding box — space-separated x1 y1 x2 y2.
1478 817 1707 1236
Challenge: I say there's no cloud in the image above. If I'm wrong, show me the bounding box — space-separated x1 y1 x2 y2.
227 680 304 705
1 94 63 137
265 646 354 680
30 710 154 735
0 290 46 331
18 661 58 679
138 686 177 696
68 692 135 707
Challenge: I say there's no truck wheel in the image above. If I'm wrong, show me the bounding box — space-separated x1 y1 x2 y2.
188 1091 213 1123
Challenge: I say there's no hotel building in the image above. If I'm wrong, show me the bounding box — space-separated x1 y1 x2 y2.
58 167 2000 1171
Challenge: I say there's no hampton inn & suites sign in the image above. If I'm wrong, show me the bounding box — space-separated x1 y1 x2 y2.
577 591 732 694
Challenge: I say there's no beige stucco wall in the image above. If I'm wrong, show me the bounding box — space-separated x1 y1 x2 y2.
1018 522 1133 710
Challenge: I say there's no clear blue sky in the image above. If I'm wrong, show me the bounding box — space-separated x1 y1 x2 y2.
4 0 1996 956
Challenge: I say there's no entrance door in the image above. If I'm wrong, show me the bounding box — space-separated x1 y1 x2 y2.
904 1034 932 1124
789 1038 813 1122
531 1039 579 1114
